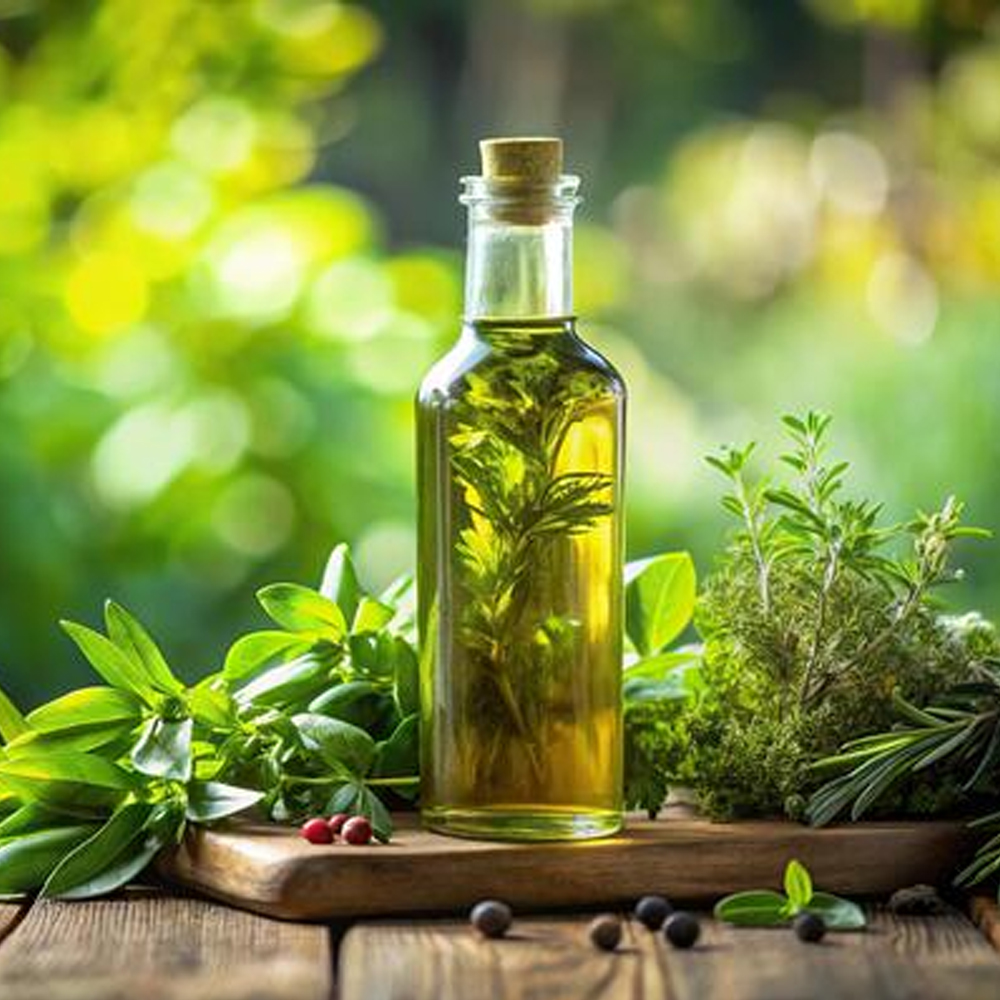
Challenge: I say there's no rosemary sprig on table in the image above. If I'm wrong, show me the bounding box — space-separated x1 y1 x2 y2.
808 656 1000 893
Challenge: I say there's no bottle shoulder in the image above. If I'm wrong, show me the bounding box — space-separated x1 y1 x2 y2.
417 323 625 409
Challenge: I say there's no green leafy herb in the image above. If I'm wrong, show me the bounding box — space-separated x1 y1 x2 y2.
669 412 990 820
0 544 417 899
809 654 1000 896
714 859 866 930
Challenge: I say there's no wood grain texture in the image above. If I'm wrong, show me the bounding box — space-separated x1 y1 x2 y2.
160 806 972 921
340 908 1000 1000
0 904 25 945
970 894 1000 952
0 891 332 1000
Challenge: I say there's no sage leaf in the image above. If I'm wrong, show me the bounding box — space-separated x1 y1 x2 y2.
223 631 312 683
0 825 98 895
713 890 790 926
0 682 28 744
42 801 154 899
185 781 262 823
131 717 193 782
625 552 696 656
319 543 360 622
257 583 347 638
784 858 813 908
60 621 155 701
292 713 376 776
806 891 867 930
25 687 142 734
104 602 183 696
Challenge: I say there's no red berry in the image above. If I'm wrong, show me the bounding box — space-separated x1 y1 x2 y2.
342 815 373 845
300 818 333 845
327 813 349 835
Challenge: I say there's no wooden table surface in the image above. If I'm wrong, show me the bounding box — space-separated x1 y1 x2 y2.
1 889 999 1000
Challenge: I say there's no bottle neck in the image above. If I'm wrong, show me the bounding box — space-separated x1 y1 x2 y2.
460 176 579 321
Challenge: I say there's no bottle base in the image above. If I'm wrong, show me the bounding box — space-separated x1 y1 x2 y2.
422 805 622 842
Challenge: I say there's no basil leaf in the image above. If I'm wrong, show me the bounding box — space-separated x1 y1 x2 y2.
0 803 67 839
349 633 396 680
308 681 383 725
0 682 28 744
806 891 867 930
319 544 361 623
352 597 394 636
223 631 313 683
355 785 393 843
131 718 193 781
392 639 420 718
326 781 360 814
25 687 142 734
185 781 262 823
624 552 696 656
234 652 330 708
0 825 98 895
188 679 235 727
42 801 154 899
257 583 347 638
7 723 136 759
784 858 813 909
372 714 419 779
60 621 155 701
714 890 790 926
292 713 376 776
104 602 183 696
0 752 138 791
623 651 701 703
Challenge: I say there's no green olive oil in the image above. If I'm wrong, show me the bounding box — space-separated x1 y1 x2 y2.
416 139 626 841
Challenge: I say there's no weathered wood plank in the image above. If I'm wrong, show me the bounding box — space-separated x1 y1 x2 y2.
340 907 1000 1000
970 894 1000 952
0 904 25 945
161 807 971 920
645 908 1000 1000
0 891 332 1000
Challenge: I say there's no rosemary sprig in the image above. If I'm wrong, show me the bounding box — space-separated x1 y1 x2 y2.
808 657 1000 893
449 351 615 788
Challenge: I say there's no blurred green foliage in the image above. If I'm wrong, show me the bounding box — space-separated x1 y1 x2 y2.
1 0 999 704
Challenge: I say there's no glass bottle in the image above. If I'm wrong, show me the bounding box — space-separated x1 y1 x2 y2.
416 138 626 841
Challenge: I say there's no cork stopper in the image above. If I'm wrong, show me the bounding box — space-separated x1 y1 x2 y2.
479 137 563 185
473 137 570 224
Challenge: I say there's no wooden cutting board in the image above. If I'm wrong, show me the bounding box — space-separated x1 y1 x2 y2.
159 806 973 921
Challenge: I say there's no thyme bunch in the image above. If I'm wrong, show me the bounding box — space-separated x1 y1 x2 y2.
686 412 988 819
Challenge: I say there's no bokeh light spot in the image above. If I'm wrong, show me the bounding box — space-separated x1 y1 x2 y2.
172 97 257 175
65 251 149 336
304 257 394 341
867 252 938 345
810 132 888 217
212 472 296 557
